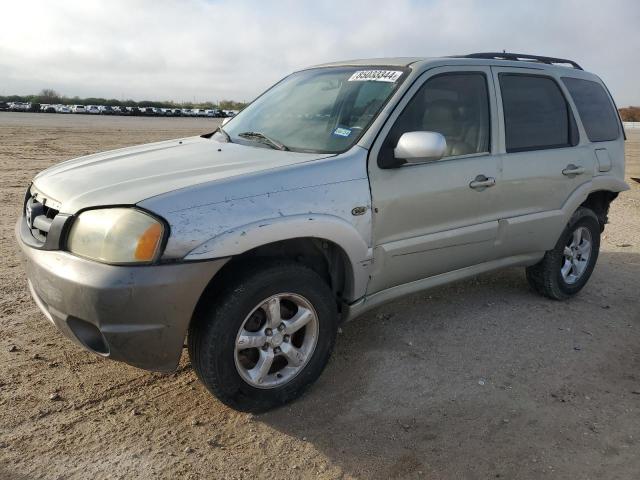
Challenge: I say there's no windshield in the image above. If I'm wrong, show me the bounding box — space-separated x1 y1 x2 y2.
221 67 406 153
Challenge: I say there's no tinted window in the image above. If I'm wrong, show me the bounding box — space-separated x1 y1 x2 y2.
383 73 490 162
499 74 577 153
562 77 620 142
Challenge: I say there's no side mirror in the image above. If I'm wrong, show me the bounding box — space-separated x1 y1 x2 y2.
394 131 447 164
221 117 231 126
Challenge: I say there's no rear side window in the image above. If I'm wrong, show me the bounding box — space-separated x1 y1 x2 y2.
562 77 620 142
499 74 578 153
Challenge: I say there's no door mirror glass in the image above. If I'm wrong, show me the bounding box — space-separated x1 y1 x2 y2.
394 131 447 163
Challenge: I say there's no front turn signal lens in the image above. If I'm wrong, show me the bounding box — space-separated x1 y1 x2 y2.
134 222 163 261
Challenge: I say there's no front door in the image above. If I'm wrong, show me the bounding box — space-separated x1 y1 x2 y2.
367 66 501 294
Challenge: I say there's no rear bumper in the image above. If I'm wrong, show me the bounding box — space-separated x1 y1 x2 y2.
16 217 227 371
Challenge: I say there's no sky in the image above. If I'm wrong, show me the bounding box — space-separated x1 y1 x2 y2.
1 0 639 105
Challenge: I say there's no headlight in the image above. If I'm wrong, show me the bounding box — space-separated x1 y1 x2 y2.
67 208 165 264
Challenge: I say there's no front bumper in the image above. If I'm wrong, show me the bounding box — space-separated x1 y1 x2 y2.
16 217 227 371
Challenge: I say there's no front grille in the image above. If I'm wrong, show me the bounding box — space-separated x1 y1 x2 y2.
25 188 61 244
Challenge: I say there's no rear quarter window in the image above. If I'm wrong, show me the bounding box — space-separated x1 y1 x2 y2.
561 77 620 142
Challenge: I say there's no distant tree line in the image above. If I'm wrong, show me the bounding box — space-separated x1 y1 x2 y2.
0 89 247 110
619 107 640 122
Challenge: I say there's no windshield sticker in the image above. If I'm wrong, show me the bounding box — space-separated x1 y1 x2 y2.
332 127 352 137
348 70 403 83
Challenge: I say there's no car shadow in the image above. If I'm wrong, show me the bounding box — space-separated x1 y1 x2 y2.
257 250 640 479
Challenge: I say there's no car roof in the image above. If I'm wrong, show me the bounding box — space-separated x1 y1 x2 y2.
309 54 595 77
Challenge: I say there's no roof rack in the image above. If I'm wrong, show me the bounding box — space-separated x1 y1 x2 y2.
461 52 583 70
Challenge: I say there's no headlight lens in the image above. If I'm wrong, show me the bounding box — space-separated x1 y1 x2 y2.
67 208 165 264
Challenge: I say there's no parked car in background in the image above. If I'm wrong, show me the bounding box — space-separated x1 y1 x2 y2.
72 105 86 114
43 105 57 114
0 101 9 111
99 106 114 115
56 105 71 114
10 102 31 111
86 105 100 114
181 108 193 117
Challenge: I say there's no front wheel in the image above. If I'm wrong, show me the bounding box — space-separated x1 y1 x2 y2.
526 207 601 300
188 261 338 412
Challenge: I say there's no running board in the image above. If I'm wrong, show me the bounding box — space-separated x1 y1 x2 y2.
343 252 543 322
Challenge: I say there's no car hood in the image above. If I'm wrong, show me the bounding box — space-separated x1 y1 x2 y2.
33 136 333 213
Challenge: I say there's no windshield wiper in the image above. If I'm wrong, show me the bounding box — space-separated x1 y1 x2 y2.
238 131 289 151
200 126 232 142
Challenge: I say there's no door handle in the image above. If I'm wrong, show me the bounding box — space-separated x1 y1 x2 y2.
469 175 496 191
562 164 585 177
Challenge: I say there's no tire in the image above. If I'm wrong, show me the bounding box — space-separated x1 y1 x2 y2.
188 261 338 412
526 207 601 300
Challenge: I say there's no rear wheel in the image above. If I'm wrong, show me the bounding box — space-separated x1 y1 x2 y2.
526 207 600 300
188 261 338 412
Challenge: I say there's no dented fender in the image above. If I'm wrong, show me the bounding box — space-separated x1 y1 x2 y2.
139 146 375 301
185 214 373 300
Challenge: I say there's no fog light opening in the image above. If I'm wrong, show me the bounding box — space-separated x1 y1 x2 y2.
67 317 110 355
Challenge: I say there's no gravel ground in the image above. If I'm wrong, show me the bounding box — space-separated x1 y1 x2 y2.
0 113 639 480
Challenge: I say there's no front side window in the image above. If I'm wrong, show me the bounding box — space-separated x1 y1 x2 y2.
562 77 620 142
380 73 491 165
499 74 578 153
221 67 406 153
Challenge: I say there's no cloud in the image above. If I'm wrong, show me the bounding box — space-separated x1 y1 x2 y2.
0 0 638 105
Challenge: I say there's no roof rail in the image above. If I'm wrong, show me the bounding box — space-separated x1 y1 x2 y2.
461 52 583 70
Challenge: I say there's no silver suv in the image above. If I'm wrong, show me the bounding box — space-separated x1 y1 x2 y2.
16 53 628 412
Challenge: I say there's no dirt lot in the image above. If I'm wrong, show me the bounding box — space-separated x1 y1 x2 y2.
0 113 639 480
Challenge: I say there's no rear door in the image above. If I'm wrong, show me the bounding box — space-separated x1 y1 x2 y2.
490 67 594 257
